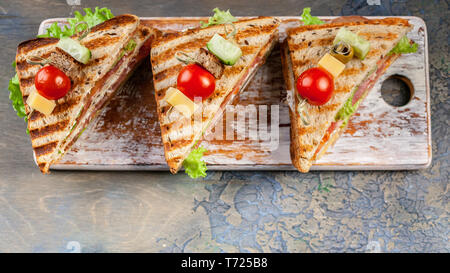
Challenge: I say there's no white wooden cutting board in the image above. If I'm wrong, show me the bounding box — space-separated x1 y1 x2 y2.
37 16 431 171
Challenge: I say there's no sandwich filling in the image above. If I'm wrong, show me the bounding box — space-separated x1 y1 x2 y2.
313 52 399 159
283 32 416 162
177 29 278 174
58 27 152 156
151 15 280 174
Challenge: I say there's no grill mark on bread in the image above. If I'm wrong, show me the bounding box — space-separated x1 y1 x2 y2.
91 55 107 63
298 143 315 153
138 26 150 39
222 65 246 78
288 37 334 51
28 96 81 122
16 61 36 72
308 103 340 114
167 139 194 149
288 18 410 36
365 48 383 59
234 25 275 40
34 141 58 157
16 52 53 72
359 31 398 40
17 38 57 55
152 37 211 66
340 67 362 77
88 14 137 33
160 121 176 135
291 58 315 69
156 86 173 100
160 105 171 115
83 36 121 50
296 123 321 135
151 17 276 47
334 87 351 94
240 45 259 55
19 77 34 87
160 118 192 134
28 110 43 122
30 120 69 140
168 156 183 165
153 64 182 83
52 97 81 114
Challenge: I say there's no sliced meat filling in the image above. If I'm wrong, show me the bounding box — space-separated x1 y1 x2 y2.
58 32 152 154
313 53 399 159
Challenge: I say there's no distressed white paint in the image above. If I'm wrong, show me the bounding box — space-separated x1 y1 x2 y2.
36 16 430 171
66 241 81 253
66 0 81 6
367 0 381 5
366 240 382 253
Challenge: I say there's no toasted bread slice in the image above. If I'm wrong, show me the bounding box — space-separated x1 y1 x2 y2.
15 14 146 173
283 18 412 172
151 17 280 173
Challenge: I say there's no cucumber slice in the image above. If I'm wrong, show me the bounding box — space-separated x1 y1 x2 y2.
57 37 91 64
206 33 242 65
333 28 370 60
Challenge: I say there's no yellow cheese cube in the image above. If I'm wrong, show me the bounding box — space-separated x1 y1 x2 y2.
318 53 345 78
165 87 198 118
164 87 177 100
26 90 56 116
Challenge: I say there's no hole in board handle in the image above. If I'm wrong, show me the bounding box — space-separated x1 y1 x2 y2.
380 75 414 107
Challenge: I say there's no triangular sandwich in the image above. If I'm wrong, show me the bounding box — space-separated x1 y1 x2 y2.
15 14 154 173
151 14 280 174
281 17 415 172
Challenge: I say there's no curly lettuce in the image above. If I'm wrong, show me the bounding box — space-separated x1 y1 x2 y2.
390 35 418 55
38 7 114 38
8 62 26 121
8 7 114 132
300 7 325 26
200 8 237 28
183 146 208 179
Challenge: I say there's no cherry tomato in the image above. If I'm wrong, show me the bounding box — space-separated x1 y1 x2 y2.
35 65 71 100
296 67 334 106
177 64 215 100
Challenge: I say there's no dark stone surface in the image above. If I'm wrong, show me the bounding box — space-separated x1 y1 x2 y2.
0 0 448 252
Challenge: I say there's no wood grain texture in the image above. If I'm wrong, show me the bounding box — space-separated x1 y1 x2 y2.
37 17 431 171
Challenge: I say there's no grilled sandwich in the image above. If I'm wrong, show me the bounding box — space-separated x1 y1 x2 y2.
281 17 413 172
15 14 154 173
151 16 280 174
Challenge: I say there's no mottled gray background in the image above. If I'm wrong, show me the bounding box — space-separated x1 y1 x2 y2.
0 0 448 253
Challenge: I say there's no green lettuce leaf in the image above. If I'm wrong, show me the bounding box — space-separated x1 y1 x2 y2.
8 62 26 121
183 146 208 179
390 35 418 55
300 7 325 25
124 39 137 52
115 39 137 66
37 22 68 39
38 7 114 38
335 94 357 124
200 8 237 28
